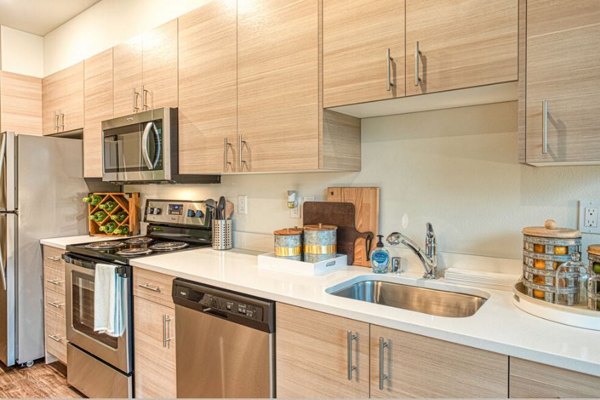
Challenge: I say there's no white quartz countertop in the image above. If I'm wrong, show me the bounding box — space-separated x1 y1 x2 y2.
133 248 600 377
40 235 122 249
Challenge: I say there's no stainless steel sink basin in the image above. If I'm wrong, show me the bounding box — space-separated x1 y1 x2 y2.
327 279 487 317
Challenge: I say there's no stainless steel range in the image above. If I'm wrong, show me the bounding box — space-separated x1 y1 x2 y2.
63 199 213 398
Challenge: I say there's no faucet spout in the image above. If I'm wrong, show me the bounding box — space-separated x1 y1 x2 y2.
387 223 438 279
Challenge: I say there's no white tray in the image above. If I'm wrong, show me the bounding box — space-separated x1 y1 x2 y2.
257 253 348 276
512 282 600 331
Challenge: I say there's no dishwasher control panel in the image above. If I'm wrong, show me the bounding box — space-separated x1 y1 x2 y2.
172 278 274 332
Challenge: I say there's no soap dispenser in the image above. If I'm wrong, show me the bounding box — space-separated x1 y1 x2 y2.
371 235 390 273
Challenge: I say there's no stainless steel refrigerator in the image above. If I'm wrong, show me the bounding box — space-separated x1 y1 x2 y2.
0 132 90 367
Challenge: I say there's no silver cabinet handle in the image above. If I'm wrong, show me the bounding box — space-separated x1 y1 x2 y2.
138 282 161 292
238 134 249 172
142 85 150 111
48 301 64 309
378 337 389 390
386 48 394 91
347 330 358 380
133 88 140 112
542 99 549 154
163 315 173 348
46 256 61 262
224 138 234 172
54 112 60 132
60 113 65 130
46 279 63 286
48 334 62 343
415 41 422 87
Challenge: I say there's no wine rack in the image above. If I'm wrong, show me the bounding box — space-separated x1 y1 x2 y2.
85 192 140 237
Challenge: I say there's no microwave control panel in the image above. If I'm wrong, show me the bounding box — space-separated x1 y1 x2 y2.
145 199 209 227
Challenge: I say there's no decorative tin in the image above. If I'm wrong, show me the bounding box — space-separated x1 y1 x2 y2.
521 219 582 304
274 228 303 261
587 245 600 311
303 224 337 263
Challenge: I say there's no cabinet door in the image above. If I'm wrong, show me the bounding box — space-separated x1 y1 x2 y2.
0 71 42 135
42 71 62 135
178 0 237 174
509 357 600 398
60 62 84 132
276 303 369 398
371 325 508 398
323 0 405 107
238 0 320 172
113 38 143 117
142 19 178 111
84 49 113 178
525 1 600 164
406 0 518 96
134 296 176 399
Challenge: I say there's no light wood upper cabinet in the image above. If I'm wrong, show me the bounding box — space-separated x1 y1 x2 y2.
42 62 84 135
133 270 176 399
524 0 600 165
84 49 113 178
323 0 405 107
405 0 518 96
371 325 508 398
0 72 42 135
142 19 178 111
237 0 360 173
113 20 178 117
509 357 600 398
276 303 370 398
178 0 237 175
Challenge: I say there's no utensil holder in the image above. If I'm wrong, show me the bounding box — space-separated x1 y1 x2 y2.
213 219 232 250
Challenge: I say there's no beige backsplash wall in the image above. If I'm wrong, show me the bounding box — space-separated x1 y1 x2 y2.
126 101 600 260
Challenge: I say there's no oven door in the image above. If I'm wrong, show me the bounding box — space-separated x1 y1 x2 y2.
102 108 173 182
65 256 132 373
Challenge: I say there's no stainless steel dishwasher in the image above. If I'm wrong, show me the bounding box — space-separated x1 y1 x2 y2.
172 279 275 398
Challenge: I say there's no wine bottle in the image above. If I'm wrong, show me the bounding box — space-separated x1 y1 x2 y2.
110 211 127 222
113 225 129 235
99 200 117 212
100 221 117 233
82 194 102 206
89 210 107 222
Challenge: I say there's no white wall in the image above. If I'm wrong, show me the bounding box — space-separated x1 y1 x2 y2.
44 0 211 76
0 26 44 77
127 101 600 261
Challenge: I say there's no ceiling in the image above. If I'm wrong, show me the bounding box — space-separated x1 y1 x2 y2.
0 0 101 36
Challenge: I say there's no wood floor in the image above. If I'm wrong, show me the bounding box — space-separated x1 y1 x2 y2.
0 361 81 398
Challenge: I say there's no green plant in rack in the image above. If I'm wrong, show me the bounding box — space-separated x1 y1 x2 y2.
113 225 129 235
82 194 103 206
99 200 117 212
88 210 107 222
110 211 127 222
99 221 117 234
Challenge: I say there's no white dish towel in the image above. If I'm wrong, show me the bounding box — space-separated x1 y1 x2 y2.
94 263 125 337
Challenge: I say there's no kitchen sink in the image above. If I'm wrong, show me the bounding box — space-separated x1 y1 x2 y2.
327 278 487 318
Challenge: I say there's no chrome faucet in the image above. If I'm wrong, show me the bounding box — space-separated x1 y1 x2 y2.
386 223 438 279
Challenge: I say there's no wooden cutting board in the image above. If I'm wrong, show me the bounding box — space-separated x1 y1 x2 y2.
327 187 380 267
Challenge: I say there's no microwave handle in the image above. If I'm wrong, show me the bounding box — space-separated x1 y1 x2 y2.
141 122 161 170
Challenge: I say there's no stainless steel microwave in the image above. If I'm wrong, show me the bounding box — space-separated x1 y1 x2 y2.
101 108 220 184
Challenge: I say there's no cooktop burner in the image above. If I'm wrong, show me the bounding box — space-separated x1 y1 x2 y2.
125 237 154 246
149 241 190 251
85 241 127 250
116 247 154 257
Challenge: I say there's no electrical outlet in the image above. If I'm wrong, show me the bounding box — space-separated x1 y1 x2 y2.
579 200 600 234
238 195 248 215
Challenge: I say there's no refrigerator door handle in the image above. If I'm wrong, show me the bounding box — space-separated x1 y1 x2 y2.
0 133 7 184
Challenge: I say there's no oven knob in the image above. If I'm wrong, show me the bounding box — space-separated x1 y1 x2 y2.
154 208 162 215
147 207 155 215
187 209 195 218
195 210 204 218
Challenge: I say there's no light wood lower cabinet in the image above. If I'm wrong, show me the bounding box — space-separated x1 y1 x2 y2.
509 357 600 398
371 325 508 398
133 270 176 399
276 303 369 398
42 245 67 364
0 71 42 134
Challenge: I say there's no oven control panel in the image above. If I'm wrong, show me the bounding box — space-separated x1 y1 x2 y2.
145 199 209 227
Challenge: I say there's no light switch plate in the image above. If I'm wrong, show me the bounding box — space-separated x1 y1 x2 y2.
578 200 600 234
238 195 248 215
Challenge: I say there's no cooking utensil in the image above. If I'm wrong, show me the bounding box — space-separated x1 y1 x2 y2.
217 196 226 220
205 198 216 220
303 201 373 265
327 187 380 267
225 200 234 219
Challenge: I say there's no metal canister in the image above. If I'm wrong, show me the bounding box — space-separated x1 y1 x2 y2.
587 245 600 311
521 219 582 305
274 228 303 260
303 224 337 263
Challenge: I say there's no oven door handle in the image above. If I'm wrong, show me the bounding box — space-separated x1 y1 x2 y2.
141 122 161 170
